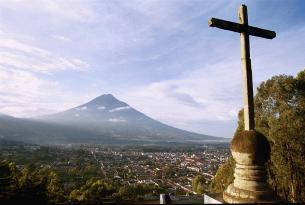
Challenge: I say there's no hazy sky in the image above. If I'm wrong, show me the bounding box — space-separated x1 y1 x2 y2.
0 0 305 138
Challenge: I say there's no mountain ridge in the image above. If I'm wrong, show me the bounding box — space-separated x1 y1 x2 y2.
0 94 228 145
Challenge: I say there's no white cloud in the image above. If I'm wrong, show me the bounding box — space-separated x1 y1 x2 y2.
51 35 71 42
0 35 88 73
75 106 87 111
0 66 59 116
0 65 95 117
121 60 242 124
108 118 126 122
0 37 50 57
109 106 131 112
0 0 96 23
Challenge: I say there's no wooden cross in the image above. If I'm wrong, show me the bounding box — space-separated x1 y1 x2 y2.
208 4 276 130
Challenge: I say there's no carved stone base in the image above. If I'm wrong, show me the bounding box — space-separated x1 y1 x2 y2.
223 163 278 203
223 184 278 203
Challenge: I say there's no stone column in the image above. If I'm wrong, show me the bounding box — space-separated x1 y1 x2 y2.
223 130 278 203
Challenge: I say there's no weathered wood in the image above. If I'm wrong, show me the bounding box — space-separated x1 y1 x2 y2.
239 4 255 130
208 18 276 39
208 18 244 33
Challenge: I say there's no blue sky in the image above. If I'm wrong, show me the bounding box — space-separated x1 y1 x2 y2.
0 0 305 138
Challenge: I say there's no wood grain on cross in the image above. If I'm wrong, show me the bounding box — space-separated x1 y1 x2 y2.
208 4 276 130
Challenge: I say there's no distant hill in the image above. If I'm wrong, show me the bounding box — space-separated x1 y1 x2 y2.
0 94 228 145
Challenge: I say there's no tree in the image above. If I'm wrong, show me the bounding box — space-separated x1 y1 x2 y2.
175 187 187 195
0 160 68 204
69 179 115 204
0 161 19 202
117 185 133 200
17 166 49 204
254 72 305 202
208 157 235 193
116 183 164 201
45 170 66 203
192 175 206 194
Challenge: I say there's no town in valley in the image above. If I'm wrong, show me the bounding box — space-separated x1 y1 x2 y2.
0 140 229 202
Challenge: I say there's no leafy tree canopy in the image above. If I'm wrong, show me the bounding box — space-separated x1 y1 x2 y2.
192 175 206 194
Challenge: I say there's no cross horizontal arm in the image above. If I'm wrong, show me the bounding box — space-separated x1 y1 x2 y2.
208 18 276 39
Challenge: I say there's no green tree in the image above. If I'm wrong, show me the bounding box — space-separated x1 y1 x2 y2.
69 178 115 204
208 157 235 193
117 184 164 201
0 160 68 204
117 185 133 200
0 160 19 202
192 175 206 194
17 166 49 203
175 187 187 195
45 170 66 203
254 72 305 202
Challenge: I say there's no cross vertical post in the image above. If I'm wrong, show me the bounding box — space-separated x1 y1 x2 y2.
239 5 254 130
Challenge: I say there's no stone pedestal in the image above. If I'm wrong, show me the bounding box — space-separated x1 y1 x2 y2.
223 130 278 203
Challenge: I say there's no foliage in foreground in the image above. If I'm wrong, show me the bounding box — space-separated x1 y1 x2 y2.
0 160 163 204
208 157 235 193
192 175 206 194
0 160 63 204
209 69 305 202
